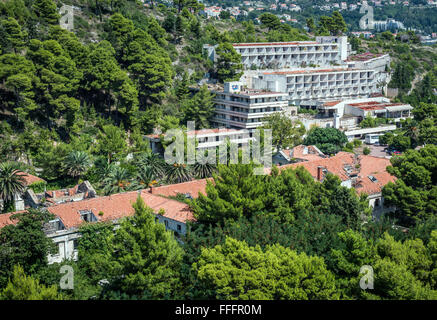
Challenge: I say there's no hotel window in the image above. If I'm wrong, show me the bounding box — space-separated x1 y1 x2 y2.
177 224 181 232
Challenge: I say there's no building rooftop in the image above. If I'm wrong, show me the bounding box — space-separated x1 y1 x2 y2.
42 181 96 205
46 190 195 229
146 128 250 140
263 68 365 75
273 152 396 195
234 88 286 96
347 101 410 111
0 210 26 228
347 52 387 62
281 145 326 162
233 41 318 47
150 179 212 199
323 100 342 107
21 172 45 186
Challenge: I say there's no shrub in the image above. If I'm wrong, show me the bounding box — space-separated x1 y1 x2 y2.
28 181 47 194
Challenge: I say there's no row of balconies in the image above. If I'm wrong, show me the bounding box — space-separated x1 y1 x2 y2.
287 79 375 86
287 73 373 82
237 45 338 55
289 89 372 99
242 51 339 58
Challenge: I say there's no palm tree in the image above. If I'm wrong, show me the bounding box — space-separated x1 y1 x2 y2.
131 166 156 190
136 152 166 179
102 165 132 195
0 162 26 210
192 162 216 179
165 163 192 184
65 151 92 183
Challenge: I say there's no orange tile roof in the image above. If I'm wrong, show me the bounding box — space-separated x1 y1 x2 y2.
355 155 396 195
296 145 325 161
21 173 45 186
150 179 212 199
347 101 405 111
46 185 79 199
323 100 342 107
272 152 395 195
47 190 195 229
0 210 27 228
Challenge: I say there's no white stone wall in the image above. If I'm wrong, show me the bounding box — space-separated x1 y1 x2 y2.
47 229 81 264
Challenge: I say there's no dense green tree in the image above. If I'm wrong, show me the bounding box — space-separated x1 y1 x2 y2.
330 11 347 36
181 84 215 129
0 265 63 300
303 127 348 155
306 18 316 33
193 237 338 299
259 13 281 31
176 72 190 100
0 209 55 288
192 165 319 225
215 42 243 83
95 124 127 163
264 112 305 151
329 230 437 299
102 197 184 299
32 0 59 25
383 145 437 224
0 17 26 53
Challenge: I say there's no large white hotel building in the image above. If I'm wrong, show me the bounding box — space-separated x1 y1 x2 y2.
249 67 380 106
205 36 391 129
205 36 349 69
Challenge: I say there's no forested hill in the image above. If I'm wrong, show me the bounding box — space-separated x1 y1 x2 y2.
0 0 310 134
0 0 435 180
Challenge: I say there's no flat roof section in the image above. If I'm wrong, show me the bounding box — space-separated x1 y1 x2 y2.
233 41 319 47
262 68 368 75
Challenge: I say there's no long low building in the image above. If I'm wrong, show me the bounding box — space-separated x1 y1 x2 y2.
296 97 413 140
0 189 196 264
146 127 255 154
205 36 350 70
268 152 397 216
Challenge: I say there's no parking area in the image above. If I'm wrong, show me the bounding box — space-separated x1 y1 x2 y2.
368 144 390 158
356 143 391 158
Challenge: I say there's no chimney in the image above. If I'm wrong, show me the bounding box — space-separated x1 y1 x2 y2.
317 166 324 181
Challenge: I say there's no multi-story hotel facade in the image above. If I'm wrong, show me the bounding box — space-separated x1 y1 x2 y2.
210 82 290 130
249 67 380 106
204 36 350 70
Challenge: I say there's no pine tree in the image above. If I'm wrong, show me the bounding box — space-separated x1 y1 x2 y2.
107 197 184 299
0 265 63 300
